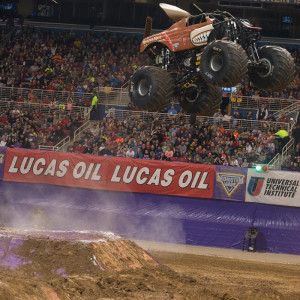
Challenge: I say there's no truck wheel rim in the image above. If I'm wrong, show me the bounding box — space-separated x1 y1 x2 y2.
137 79 150 96
258 58 272 78
210 54 224 72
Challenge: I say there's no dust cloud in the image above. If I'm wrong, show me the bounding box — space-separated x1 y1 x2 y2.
0 182 186 244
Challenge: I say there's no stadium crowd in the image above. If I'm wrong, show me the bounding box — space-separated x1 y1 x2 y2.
0 24 299 104
0 24 146 103
0 103 83 149
67 113 286 168
0 24 299 171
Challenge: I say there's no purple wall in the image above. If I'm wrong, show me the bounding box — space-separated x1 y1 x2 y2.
1 181 300 255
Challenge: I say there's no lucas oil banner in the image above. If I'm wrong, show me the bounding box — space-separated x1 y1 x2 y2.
0 147 6 181
214 165 247 202
246 169 300 207
3 148 215 199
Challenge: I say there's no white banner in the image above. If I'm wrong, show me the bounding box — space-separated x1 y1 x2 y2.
246 169 300 207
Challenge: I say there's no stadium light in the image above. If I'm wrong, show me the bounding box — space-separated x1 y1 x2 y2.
255 165 269 173
255 165 262 171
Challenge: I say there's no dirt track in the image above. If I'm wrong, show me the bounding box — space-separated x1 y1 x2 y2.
1 237 300 300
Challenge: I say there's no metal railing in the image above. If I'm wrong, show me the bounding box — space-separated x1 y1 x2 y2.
267 102 299 170
0 86 93 104
95 86 131 106
231 95 300 112
268 138 294 170
37 108 92 152
73 120 91 142
109 109 290 132
2 86 299 113
273 102 300 121
0 100 89 118
38 145 59 151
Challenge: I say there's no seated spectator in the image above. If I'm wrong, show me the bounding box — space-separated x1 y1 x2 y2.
241 158 249 168
126 147 135 158
165 147 174 161
168 105 177 116
281 157 292 171
223 112 232 122
75 143 84 153
246 111 255 120
290 162 300 172
278 113 290 123
67 142 75 153
266 112 276 122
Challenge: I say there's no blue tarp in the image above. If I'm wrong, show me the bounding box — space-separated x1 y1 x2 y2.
1 181 300 255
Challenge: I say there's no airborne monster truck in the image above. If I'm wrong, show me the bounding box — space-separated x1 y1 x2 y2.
129 3 296 115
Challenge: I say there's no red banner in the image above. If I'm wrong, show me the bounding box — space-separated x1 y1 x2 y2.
3 148 215 198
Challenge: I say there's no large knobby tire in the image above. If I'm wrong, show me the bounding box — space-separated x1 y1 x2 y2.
129 66 174 111
200 40 248 87
179 80 222 116
248 46 296 92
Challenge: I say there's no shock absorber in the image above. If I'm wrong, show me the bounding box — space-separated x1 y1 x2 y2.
161 48 165 69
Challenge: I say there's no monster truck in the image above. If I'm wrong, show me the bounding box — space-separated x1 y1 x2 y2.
129 3 296 115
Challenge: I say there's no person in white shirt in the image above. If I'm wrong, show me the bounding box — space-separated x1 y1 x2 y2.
245 142 252 153
126 147 135 158
223 112 232 122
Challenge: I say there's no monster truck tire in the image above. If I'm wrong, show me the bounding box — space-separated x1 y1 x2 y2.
248 46 296 92
200 40 248 87
179 80 222 116
129 66 174 111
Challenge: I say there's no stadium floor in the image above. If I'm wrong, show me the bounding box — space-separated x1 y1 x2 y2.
135 240 300 265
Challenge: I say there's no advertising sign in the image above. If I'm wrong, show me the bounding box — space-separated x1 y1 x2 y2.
214 165 247 202
3 148 215 199
246 169 300 207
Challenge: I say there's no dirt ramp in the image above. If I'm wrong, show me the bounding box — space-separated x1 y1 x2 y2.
0 229 158 277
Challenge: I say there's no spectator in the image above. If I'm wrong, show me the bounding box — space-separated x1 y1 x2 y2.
67 142 75 153
275 128 290 152
126 147 135 158
75 143 84 153
246 111 255 120
223 112 232 122
266 112 276 122
212 109 223 124
278 113 290 123
165 147 174 161
281 157 292 171
168 105 177 116
256 103 268 120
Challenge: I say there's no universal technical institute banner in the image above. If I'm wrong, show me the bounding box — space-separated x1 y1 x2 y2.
246 168 300 207
214 165 247 202
3 148 215 199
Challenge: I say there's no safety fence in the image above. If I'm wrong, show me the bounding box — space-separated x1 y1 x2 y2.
0 86 93 104
0 86 298 113
230 95 300 112
0 100 90 119
0 146 299 208
108 108 291 132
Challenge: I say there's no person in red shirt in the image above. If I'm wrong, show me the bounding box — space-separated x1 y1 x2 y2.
75 143 84 153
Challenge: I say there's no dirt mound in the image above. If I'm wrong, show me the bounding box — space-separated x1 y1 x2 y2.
0 228 158 277
0 228 208 300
